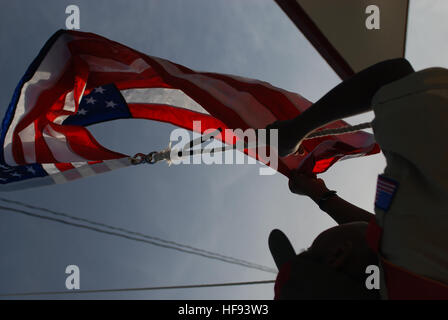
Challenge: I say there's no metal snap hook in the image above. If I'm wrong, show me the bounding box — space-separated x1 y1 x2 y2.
131 153 146 165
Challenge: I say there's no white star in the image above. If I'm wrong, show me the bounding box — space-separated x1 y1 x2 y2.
94 86 105 94
106 100 117 108
78 108 88 116
11 172 21 178
0 178 7 182
0 164 11 170
85 97 96 104
26 166 36 175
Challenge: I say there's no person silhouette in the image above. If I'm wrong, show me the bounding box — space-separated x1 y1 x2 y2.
268 58 448 299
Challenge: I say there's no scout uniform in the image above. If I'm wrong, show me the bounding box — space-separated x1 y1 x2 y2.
367 67 448 299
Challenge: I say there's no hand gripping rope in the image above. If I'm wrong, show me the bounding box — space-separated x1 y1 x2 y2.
130 122 372 165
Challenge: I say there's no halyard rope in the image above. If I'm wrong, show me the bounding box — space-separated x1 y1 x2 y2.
304 122 372 139
131 122 373 165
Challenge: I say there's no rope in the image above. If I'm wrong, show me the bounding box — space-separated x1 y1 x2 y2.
132 122 372 165
0 280 275 297
304 122 372 139
182 128 222 152
0 202 276 274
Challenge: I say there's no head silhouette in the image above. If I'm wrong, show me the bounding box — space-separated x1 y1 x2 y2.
270 222 380 300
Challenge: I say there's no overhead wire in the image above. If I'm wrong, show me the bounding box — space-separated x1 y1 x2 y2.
0 200 276 274
0 279 275 297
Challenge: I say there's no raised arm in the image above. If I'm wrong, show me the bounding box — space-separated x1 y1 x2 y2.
289 171 373 225
269 58 414 157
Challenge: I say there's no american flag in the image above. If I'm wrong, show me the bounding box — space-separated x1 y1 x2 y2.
375 175 399 211
0 30 378 190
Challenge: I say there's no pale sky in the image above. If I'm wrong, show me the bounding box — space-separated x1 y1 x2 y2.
0 0 447 299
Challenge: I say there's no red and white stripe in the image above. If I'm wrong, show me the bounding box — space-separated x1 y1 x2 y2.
41 158 131 184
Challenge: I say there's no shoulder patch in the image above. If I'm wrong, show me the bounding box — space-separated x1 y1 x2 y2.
375 174 399 212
